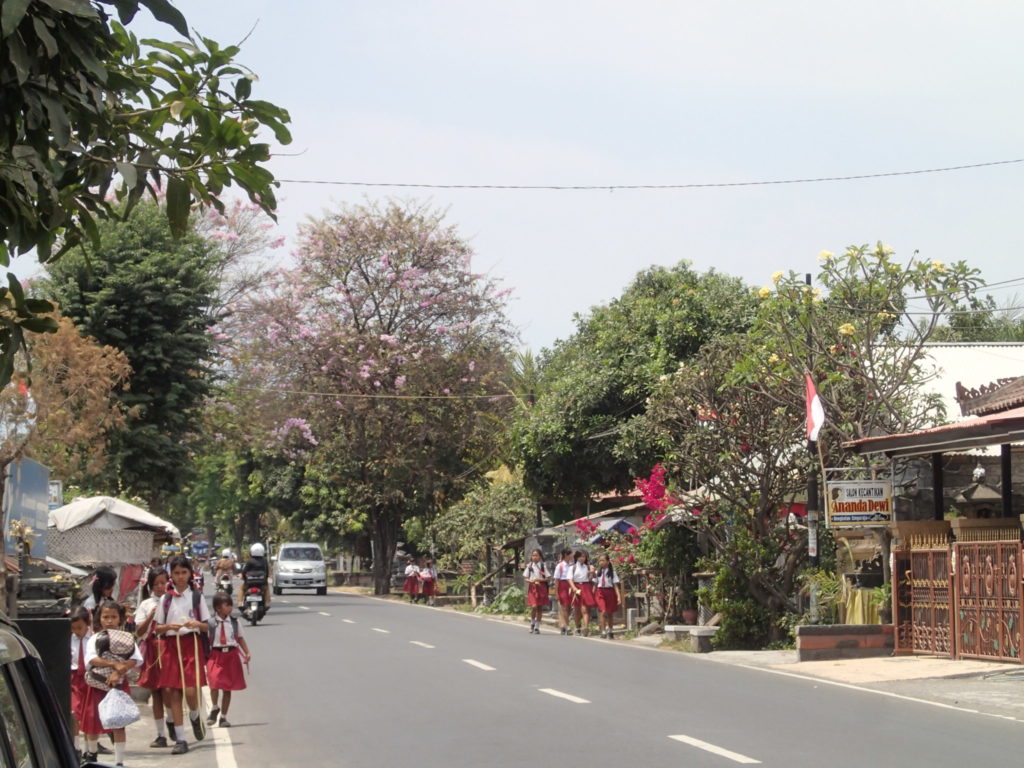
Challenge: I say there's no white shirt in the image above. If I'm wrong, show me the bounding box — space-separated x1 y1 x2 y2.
404 564 420 577
553 561 571 581
523 562 548 581
571 562 593 583
596 567 620 588
133 596 160 640
210 615 245 649
154 587 211 636
85 632 143 666
81 594 97 612
419 566 436 580
70 631 92 671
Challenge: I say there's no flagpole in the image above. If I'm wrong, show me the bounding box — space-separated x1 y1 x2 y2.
805 273 820 570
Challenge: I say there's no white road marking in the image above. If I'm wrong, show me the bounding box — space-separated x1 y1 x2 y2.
342 619 356 624
538 688 590 704
372 627 390 634
201 689 239 768
410 641 435 649
668 735 761 764
318 611 331 616
299 605 310 610
462 659 496 671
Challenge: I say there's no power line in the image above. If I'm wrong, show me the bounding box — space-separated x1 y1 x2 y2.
277 157 1024 192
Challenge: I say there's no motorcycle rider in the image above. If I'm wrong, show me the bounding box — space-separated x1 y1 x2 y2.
214 549 235 590
240 543 271 611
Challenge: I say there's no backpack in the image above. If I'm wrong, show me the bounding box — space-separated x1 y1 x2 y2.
86 629 141 691
161 589 211 656
207 616 239 648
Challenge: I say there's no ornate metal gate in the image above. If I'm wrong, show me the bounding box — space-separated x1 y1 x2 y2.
894 548 952 656
953 541 1023 662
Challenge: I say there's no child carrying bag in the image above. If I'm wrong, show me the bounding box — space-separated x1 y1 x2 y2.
85 629 141 691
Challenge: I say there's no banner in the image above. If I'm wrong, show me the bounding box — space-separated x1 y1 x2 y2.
824 479 893 528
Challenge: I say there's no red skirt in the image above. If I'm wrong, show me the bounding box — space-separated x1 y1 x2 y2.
80 680 129 735
556 580 572 606
420 579 436 597
71 668 87 723
527 582 550 607
207 647 246 691
574 582 597 608
403 576 420 595
596 586 619 614
158 634 208 690
137 636 164 690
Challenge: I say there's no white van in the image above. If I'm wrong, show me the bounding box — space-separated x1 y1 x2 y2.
272 542 327 595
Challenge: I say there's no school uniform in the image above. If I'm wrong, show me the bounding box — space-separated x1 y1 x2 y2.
81 632 142 735
524 562 551 607
403 564 420 597
595 567 621 614
418 566 437 598
155 587 211 689
207 616 247 691
553 560 572 607
70 631 92 724
133 596 163 690
571 561 597 608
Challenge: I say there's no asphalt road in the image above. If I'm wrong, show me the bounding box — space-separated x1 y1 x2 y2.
175 590 1020 768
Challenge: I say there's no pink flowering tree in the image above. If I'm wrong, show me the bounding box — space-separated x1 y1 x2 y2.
249 201 517 593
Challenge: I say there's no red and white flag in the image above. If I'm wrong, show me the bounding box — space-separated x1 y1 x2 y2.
805 374 824 442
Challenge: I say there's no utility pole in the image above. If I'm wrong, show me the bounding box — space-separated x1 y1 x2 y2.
806 273 820 569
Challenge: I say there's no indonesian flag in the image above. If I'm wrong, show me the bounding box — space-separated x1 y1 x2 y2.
805 374 824 442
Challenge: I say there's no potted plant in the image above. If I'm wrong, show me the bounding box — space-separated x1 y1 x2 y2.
869 582 892 624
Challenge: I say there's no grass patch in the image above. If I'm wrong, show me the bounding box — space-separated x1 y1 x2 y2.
659 637 695 653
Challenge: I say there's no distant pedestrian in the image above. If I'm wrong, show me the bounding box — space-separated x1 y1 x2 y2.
418 558 438 606
69 607 94 759
135 567 173 747
402 556 420 602
206 593 252 729
594 554 623 639
523 549 550 634
570 550 596 636
154 554 211 755
84 600 142 766
553 548 574 635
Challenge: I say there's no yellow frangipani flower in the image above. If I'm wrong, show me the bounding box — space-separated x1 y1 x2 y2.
818 250 833 261
771 270 784 284
758 286 772 298
931 260 945 272
838 323 856 335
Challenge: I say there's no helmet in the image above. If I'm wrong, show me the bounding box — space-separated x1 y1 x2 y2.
250 543 265 557
221 548 230 557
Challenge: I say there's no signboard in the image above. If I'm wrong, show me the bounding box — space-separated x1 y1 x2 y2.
3 458 51 558
825 479 893 528
48 481 62 511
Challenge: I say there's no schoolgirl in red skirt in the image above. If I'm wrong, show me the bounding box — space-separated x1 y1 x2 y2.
418 558 438 605
83 600 142 766
134 567 173 747
206 592 252 729
402 557 420 601
594 554 623 639
523 549 550 634
553 549 574 635
570 550 597 636
154 554 211 756
69 607 93 757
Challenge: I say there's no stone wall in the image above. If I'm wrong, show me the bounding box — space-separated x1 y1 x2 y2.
796 624 894 661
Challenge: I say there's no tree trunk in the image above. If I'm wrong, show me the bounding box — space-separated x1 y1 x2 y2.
370 507 399 595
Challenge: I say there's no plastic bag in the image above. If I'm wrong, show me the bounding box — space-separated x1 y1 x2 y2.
98 688 141 730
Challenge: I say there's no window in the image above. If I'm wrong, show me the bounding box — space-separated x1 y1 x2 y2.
0 666 34 767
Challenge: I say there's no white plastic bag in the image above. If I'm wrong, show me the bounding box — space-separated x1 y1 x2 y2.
98 688 140 730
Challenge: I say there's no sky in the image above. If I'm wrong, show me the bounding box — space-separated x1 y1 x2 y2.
121 1 1024 352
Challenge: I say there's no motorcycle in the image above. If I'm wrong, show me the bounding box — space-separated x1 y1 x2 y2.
241 573 267 625
192 570 205 593
217 573 233 593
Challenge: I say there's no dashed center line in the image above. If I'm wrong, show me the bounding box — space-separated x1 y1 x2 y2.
372 627 390 634
462 659 496 671
668 735 761 764
318 611 331 616
342 619 356 624
409 641 435 648
538 688 590 704
299 606 310 611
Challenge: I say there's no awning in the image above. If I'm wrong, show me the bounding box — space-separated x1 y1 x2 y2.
48 496 180 539
844 405 1024 458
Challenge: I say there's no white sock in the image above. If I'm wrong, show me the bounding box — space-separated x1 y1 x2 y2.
155 718 166 738
73 734 81 750
114 743 125 764
85 738 98 753
189 709 199 721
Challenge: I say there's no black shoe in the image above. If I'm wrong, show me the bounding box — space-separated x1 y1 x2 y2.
97 742 113 754
218 716 231 727
206 707 220 725
191 715 205 741
171 741 188 755
150 736 169 748
533 627 540 634
81 752 97 764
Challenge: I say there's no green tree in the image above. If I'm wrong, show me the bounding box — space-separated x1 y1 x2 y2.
512 263 755 507
0 0 290 388
45 200 221 512
644 245 982 646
